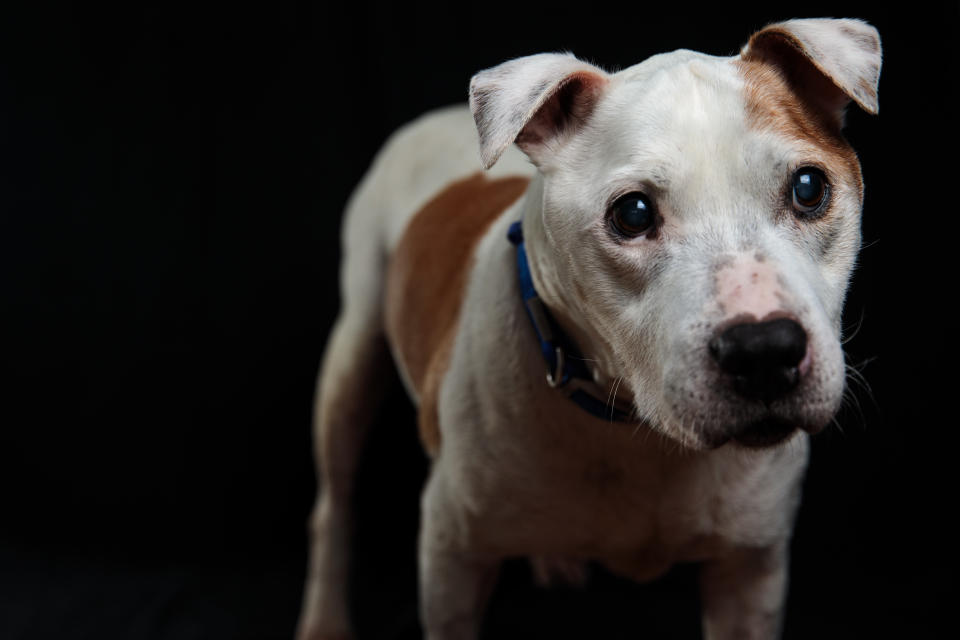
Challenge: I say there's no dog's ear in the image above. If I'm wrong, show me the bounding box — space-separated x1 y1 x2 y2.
740 18 881 123
469 53 609 169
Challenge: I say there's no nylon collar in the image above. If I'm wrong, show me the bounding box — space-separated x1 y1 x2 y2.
507 221 634 422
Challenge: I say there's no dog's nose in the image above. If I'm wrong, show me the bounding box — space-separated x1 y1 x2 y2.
709 318 808 402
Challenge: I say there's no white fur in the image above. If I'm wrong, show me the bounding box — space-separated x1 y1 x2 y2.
469 53 607 169
297 18 880 640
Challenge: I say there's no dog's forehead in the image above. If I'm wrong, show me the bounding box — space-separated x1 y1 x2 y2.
615 49 732 87
615 51 743 115
603 51 749 166
567 50 759 204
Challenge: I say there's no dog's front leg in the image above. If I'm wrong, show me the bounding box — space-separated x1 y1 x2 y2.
419 470 501 640
699 541 789 640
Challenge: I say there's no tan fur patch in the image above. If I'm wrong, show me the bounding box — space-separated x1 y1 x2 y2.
736 56 863 198
385 172 530 455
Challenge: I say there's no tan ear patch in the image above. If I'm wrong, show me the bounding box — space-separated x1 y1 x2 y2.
736 57 864 199
385 172 530 455
741 19 881 116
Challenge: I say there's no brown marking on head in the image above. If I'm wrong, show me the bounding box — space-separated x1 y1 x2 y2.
736 55 864 200
384 172 530 455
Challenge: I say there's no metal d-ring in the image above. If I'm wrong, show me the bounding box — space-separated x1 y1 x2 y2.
545 346 565 388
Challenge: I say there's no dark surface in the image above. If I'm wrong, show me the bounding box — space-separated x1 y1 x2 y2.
1 2 953 639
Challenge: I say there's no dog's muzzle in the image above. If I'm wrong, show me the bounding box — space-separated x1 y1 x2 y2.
707 317 810 447
709 317 808 402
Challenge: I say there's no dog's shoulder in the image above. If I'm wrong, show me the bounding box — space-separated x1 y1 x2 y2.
384 172 529 454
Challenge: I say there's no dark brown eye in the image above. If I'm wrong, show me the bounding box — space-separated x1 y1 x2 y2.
792 168 829 217
610 192 655 237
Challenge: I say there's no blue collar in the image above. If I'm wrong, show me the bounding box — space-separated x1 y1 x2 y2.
507 221 634 423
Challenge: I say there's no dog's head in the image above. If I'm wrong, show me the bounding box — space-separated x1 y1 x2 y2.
470 19 881 449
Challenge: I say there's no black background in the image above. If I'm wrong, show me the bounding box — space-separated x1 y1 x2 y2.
0 2 953 639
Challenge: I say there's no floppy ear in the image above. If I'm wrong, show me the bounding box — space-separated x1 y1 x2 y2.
740 18 882 122
469 53 609 169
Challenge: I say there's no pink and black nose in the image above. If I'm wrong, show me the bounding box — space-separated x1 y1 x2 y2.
709 318 808 402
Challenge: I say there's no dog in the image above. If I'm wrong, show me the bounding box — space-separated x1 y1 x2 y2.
296 18 881 640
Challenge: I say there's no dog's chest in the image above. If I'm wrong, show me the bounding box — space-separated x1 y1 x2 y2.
456 418 807 572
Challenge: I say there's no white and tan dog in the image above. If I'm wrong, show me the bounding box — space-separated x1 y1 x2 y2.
297 18 881 640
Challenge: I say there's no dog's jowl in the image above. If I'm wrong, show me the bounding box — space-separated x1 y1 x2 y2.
297 18 881 640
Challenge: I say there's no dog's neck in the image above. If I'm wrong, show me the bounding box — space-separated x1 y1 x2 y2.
515 174 633 417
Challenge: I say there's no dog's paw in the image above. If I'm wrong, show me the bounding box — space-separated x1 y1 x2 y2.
294 616 353 640
295 629 353 640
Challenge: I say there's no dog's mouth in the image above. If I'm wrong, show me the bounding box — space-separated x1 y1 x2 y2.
688 415 803 450
731 417 798 448
645 316 845 452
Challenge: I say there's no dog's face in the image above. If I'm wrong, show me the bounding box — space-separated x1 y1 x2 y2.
471 19 881 449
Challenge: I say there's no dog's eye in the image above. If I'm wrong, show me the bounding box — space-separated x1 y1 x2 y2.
792 168 829 216
610 192 655 237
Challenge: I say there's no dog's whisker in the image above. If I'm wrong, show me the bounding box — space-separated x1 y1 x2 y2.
829 413 847 438
842 308 868 345
839 353 879 432
607 376 624 421
844 357 878 392
839 387 867 433
605 376 618 413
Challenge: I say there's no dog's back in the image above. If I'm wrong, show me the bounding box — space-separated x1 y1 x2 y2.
296 104 531 639
341 105 531 261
